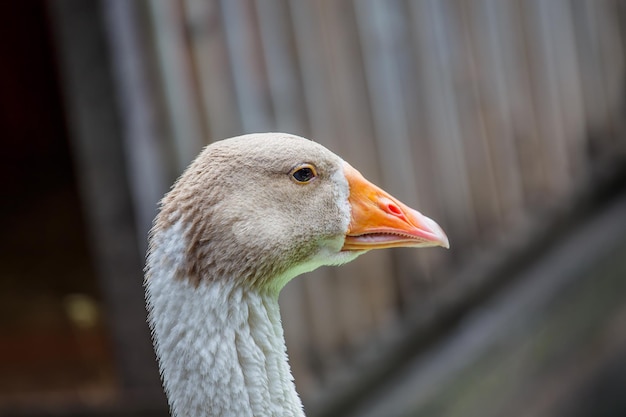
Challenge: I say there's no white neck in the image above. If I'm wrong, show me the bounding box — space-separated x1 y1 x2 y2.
146 275 304 417
146 222 305 417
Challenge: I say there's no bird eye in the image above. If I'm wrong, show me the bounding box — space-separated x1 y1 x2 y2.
290 164 317 183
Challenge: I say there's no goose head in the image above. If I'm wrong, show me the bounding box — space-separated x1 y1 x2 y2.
151 132 448 294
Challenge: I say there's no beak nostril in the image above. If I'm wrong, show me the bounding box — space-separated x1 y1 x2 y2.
386 202 403 217
379 197 405 218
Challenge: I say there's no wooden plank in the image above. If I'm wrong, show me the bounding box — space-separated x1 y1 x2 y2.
219 0 275 133
183 0 242 141
387 5 450 280
280 277 320 401
287 0 335 142
543 0 587 184
569 0 620 160
353 0 422 204
452 0 504 233
465 0 526 225
298 268 342 379
493 0 547 208
519 0 573 200
612 0 626 155
255 0 309 134
590 0 626 150
408 0 478 248
147 0 205 170
101 0 172 249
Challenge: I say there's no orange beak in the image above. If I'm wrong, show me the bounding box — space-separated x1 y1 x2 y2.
342 163 449 251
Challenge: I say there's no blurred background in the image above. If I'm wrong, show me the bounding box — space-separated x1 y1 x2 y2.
2 0 626 416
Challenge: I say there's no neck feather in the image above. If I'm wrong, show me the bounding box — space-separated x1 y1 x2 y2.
145 222 305 417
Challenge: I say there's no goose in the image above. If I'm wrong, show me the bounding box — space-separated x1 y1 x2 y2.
145 132 449 417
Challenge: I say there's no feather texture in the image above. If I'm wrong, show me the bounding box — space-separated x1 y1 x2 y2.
147 219 304 416
146 134 359 416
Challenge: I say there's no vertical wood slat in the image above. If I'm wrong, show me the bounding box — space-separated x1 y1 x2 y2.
399 4 450 279
353 0 420 203
453 0 503 234
184 0 241 141
545 0 587 184
255 0 309 134
219 0 275 133
102 0 172 246
280 274 319 399
466 0 526 225
570 0 626 164
408 0 478 248
571 0 610 138
287 0 335 142
609 0 626 151
590 0 626 145
523 0 574 200
501 0 548 207
148 0 205 170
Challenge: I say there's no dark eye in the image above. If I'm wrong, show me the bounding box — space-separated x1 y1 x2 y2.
290 164 317 183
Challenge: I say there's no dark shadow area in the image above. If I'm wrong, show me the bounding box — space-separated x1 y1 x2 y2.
0 0 117 409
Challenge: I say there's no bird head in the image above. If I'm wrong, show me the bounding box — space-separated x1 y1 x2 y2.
150 133 448 294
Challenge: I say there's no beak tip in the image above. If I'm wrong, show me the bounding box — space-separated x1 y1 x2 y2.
423 216 449 249
435 232 450 249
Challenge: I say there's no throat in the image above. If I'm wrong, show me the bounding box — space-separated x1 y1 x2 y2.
146 276 304 417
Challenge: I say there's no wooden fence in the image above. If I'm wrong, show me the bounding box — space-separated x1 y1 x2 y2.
115 0 626 411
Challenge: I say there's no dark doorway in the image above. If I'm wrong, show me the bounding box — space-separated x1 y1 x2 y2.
0 0 117 408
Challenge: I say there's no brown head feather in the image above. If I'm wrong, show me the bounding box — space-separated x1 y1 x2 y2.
147 133 351 292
